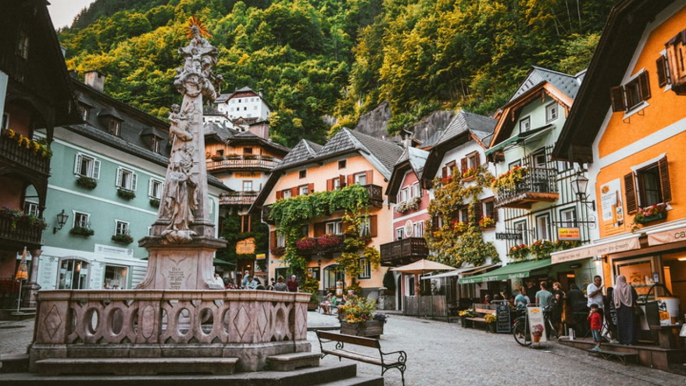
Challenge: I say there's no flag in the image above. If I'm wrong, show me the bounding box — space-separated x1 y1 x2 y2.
15 247 28 281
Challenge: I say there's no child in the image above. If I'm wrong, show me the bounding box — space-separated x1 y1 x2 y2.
588 303 604 351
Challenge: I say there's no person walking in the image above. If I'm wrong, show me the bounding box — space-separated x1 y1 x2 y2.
567 283 589 336
614 275 638 345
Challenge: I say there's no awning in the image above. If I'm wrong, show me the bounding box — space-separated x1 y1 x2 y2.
647 223 686 246
213 258 235 267
484 125 554 156
458 259 552 284
420 264 500 280
550 235 641 264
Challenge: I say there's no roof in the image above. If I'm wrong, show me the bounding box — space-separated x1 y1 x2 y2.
280 139 322 166
386 146 430 200
509 66 585 103
552 0 675 162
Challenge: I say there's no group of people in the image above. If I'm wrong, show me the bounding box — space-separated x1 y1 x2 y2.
213 271 300 292
493 275 640 348
319 289 357 315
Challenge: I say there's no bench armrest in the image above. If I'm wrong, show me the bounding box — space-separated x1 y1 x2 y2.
379 349 407 365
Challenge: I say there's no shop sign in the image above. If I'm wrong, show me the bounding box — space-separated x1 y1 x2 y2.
255 253 266 260
550 236 640 264
647 226 686 246
95 244 133 258
236 172 259 178
557 227 580 240
236 238 255 254
496 233 521 240
527 306 547 344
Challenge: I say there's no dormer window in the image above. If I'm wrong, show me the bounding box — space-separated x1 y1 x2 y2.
109 119 122 136
80 104 91 121
545 103 558 122
17 30 29 60
151 136 160 153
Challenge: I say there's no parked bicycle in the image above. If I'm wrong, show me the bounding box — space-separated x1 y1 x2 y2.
512 305 559 346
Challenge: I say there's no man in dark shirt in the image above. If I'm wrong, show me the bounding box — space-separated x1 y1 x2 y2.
566 283 589 337
286 275 299 292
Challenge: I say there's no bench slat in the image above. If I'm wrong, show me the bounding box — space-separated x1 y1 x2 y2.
317 330 379 348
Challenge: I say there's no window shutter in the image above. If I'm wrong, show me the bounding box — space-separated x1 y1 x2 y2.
493 206 499 222
308 183 314 194
474 203 483 226
365 170 373 184
441 166 447 178
369 215 377 237
610 86 626 112
131 173 138 191
461 158 468 173
474 152 481 166
658 156 672 203
327 178 333 191
638 71 651 101
339 175 345 188
291 187 298 197
656 56 668 87
116 167 123 187
93 159 100 179
624 173 638 214
276 190 283 200
149 178 154 196
347 174 354 186
314 222 325 237
342 221 351 235
270 231 276 249
74 154 82 174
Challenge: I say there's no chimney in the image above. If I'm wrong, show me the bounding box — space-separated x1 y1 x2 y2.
84 70 106 92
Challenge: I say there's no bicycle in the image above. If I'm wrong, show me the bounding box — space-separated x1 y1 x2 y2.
512 305 559 346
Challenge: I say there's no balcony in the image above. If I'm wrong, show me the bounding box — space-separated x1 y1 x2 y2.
363 184 383 208
0 216 43 249
0 134 50 176
262 205 273 224
494 167 559 209
219 191 258 206
207 155 279 172
295 234 346 256
380 237 428 267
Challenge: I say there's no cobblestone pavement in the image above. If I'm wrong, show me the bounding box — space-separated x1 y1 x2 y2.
2 314 685 386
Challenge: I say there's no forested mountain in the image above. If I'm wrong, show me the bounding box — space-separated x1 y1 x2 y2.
59 0 614 147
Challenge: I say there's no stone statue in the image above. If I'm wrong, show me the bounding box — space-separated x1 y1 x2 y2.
161 143 198 243
168 103 193 144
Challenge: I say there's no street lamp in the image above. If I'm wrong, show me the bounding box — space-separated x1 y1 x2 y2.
571 172 596 211
53 209 69 233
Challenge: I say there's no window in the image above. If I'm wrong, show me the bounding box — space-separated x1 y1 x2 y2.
610 71 651 112
413 221 424 238
545 103 558 123
282 189 292 199
520 116 531 132
74 153 101 179
299 170 307 179
354 172 367 185
80 104 90 121
74 212 90 229
23 201 38 216
17 30 29 60
116 167 137 191
115 220 129 236
358 259 371 280
299 184 309 195
559 208 577 228
109 119 122 136
398 187 409 203
104 265 127 290
625 157 671 213
396 227 404 240
243 180 253 192
243 147 253 155
513 220 528 246
276 232 286 248
656 54 671 88
458 206 469 223
58 259 89 290
412 183 421 198
535 214 551 241
333 177 341 191
149 179 163 199
508 160 522 170
299 225 308 237
360 216 374 237
531 149 547 168
326 221 343 235
338 160 346 169
483 199 496 224
151 136 161 153
462 152 480 173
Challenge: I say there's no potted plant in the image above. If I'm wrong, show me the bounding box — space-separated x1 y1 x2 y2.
149 198 160 208
633 203 667 224
117 188 136 200
484 313 497 333
338 297 385 337
508 244 530 261
70 226 94 237
478 215 495 229
111 234 134 245
76 175 97 190
458 308 476 328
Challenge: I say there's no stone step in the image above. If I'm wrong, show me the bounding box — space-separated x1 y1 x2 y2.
320 375 385 386
267 352 320 371
0 353 29 373
35 357 238 376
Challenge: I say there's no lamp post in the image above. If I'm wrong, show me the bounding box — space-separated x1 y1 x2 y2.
572 172 596 211
53 209 69 233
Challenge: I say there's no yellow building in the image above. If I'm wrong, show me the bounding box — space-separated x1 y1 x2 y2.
250 128 402 297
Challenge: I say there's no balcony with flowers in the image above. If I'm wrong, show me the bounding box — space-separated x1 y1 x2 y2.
395 196 420 214
508 239 581 261
0 206 47 247
1 128 51 175
490 166 558 209
295 234 345 256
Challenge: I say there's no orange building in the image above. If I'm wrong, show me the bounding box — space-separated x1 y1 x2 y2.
251 129 402 297
554 0 686 356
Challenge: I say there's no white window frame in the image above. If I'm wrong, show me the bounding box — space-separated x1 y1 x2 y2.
73 211 90 229
149 179 164 199
513 220 528 246
535 213 551 241
413 221 424 238
299 185 309 195
358 259 371 280
412 183 421 198
354 172 367 185
360 216 371 237
115 220 129 236
333 178 341 191
396 227 404 240
282 189 292 199
109 119 122 136
326 221 343 235
519 116 531 132
243 180 253 192
24 201 39 216
559 207 577 228
276 231 286 248
74 153 101 179
545 103 558 123
116 167 137 191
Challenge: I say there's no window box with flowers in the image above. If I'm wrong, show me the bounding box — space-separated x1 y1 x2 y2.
452 220 469 233
295 237 318 251
633 203 667 224
478 215 495 229
76 175 97 190
528 239 556 260
462 167 478 181
111 234 134 245
508 244 530 261
117 188 136 200
490 166 527 194
270 247 286 257
70 226 94 237
317 234 343 249
395 196 420 214
149 198 160 208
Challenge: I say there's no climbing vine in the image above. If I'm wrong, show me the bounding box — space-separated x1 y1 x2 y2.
269 184 381 279
426 165 500 267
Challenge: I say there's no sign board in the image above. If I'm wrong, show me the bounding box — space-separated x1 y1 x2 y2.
496 233 521 240
557 227 581 240
496 305 511 333
255 253 266 260
404 220 413 237
648 226 686 246
236 238 255 254
236 172 260 178
550 236 640 264
527 306 547 344
95 244 134 258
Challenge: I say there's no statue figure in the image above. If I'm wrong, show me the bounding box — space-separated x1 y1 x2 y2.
168 103 193 144
162 144 198 243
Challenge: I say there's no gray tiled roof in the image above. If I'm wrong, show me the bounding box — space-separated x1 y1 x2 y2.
407 147 429 178
436 110 496 146
346 129 404 175
509 66 585 102
280 139 321 166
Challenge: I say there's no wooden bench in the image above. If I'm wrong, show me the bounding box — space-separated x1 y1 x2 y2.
316 330 407 385
588 349 638 365
465 305 495 330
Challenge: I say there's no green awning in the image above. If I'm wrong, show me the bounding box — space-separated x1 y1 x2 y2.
484 125 555 156
213 258 235 267
458 258 552 284
484 135 520 156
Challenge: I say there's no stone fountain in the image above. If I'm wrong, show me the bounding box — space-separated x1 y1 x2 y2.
28 22 310 376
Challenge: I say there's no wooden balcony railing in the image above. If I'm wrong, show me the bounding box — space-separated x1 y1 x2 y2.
380 237 428 266
363 184 383 208
0 135 50 175
207 155 279 171
219 191 258 206
0 216 43 248
494 167 559 209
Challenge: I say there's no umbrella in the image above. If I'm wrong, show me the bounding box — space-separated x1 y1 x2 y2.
15 247 28 312
391 259 457 274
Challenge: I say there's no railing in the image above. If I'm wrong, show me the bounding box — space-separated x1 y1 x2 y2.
380 237 428 266
0 135 50 175
296 235 346 255
207 155 280 171
219 191 258 206
363 184 383 207
0 216 42 247
403 295 447 317
32 290 310 372
495 167 558 205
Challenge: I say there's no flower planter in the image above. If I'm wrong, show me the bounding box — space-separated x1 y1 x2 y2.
635 211 667 224
487 323 496 333
340 320 384 337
